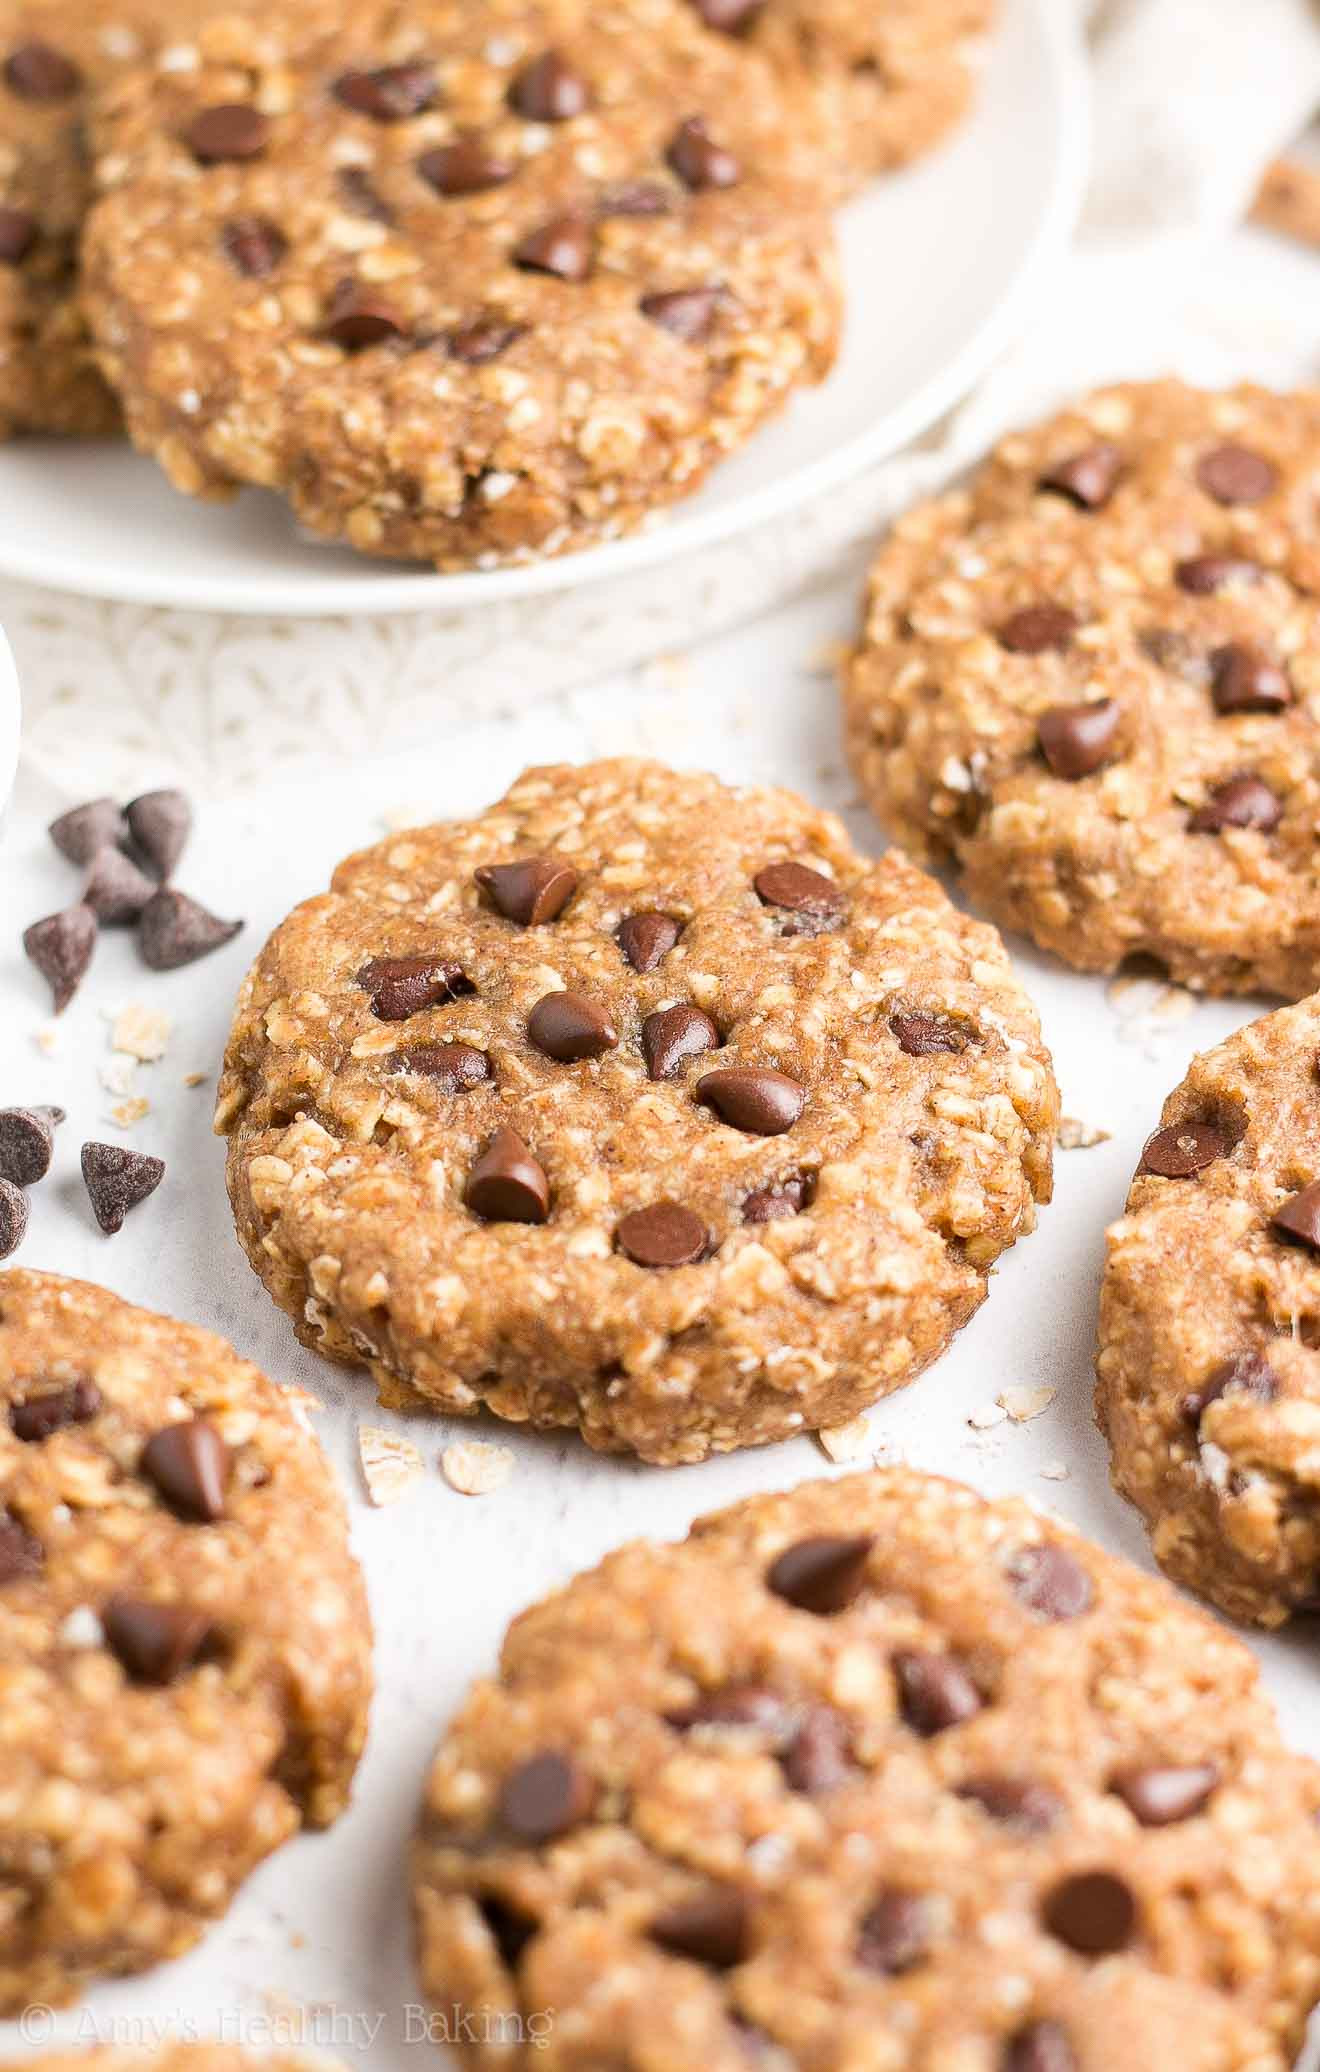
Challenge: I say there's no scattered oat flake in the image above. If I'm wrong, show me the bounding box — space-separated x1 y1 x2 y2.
100 1054 137 1097
109 1096 151 1129
441 1438 515 1496
1057 1116 1111 1150
358 1425 423 1506
816 1415 871 1462
183 1070 208 1088
997 1385 1057 1423
112 1002 173 1061
1039 1460 1071 1482
967 1401 1007 1431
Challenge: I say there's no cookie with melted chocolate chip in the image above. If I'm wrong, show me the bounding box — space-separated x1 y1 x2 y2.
216 757 1056 1462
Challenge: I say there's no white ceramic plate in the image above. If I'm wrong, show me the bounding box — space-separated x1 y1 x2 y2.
0 0 1086 615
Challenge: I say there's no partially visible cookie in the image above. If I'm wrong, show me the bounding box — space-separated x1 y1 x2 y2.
412 1467 1320 2071
1097 993 1320 1628
0 1268 372 2013
215 757 1056 1463
844 380 1320 998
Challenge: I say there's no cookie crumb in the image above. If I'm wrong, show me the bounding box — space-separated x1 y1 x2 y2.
816 1415 871 1462
183 1070 209 1088
34 1025 60 1057
112 1001 173 1061
441 1438 515 1495
100 1054 138 1097
1039 1460 1071 1482
967 1401 1007 1430
1058 1116 1111 1150
998 1385 1056 1423
358 1425 424 1506
109 1097 151 1129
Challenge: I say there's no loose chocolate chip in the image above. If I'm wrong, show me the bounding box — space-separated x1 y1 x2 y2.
1175 553 1261 595
1042 1870 1136 1956
358 954 470 1021
514 213 592 281
856 1889 931 1975
668 117 740 190
1110 1762 1218 1826
0 1509 42 1579
139 887 243 969
1038 699 1121 780
1272 1180 1320 1253
670 1684 791 1736
103 1596 214 1685
957 1776 1063 1833
333 64 437 121
449 318 526 364
780 1705 853 1794
0 1105 63 1186
616 1202 708 1268
49 797 127 865
1210 643 1292 715
1197 444 1277 505
81 1141 165 1235
0 207 36 264
650 1888 749 1970
1007 1543 1093 1621
742 1173 813 1222
1139 1120 1227 1178
641 1002 720 1080
753 861 844 934
392 1041 491 1093
22 904 96 1013
1038 443 1122 510
618 911 682 971
418 137 515 196
141 1418 230 1522
893 1649 983 1735
1189 774 1282 834
479 1895 538 1969
11 1379 100 1443
597 179 674 217
509 50 589 121
83 844 156 925
338 165 394 223
0 1178 28 1261
5 39 80 99
527 991 618 1063
1182 1350 1276 1426
767 1534 872 1615
1004 2021 1076 2072
997 604 1078 655
185 103 270 163
222 215 287 279
324 278 404 347
697 1066 804 1136
476 856 579 925
465 1129 550 1224
691 0 764 26
641 287 721 341
125 788 192 879
500 1751 594 1840
890 1011 970 1057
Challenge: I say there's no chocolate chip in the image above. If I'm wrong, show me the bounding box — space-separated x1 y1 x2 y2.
358 954 471 1021
5 39 80 99
10 1380 100 1443
780 1705 854 1794
465 1127 549 1223
668 117 740 190
890 1011 970 1057
83 844 156 925
324 278 404 347
1210 643 1292 715
102 1596 214 1684
81 1141 165 1235
616 1202 708 1267
598 179 674 217
1139 1120 1226 1178
141 1418 230 1522
138 887 243 969
500 1751 593 1841
1272 1180 1320 1253
0 1509 42 1580
0 1105 63 1186
1182 1350 1277 1426
22 905 96 1013
742 1173 813 1222
476 857 579 925
222 215 287 279
641 1003 719 1080
509 49 589 121
997 604 1078 654
449 319 526 364
0 208 36 264
124 789 192 879
514 213 592 281
1007 1543 1093 1620
1189 774 1282 834
526 990 618 1063
338 165 394 223
1038 699 1121 780
1038 443 1122 509
618 911 682 971
185 103 270 163
669 1684 791 1736
856 1889 930 1975
49 797 128 865
957 1776 1063 1832
418 137 515 196
767 1534 872 1615
1197 444 1277 505
391 1041 490 1092
0 1178 28 1261
753 861 844 934
1004 2021 1076 2072
893 1649 982 1735
641 287 721 341
1110 1762 1218 1825
690 0 764 26
650 1888 749 1969
479 1895 538 1969
1042 1871 1136 1956
697 1066 804 1136
1175 553 1261 595
333 65 437 121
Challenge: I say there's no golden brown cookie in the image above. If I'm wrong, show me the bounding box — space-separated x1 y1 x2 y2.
215 758 1056 1464
0 1269 372 2013
412 1467 1320 2071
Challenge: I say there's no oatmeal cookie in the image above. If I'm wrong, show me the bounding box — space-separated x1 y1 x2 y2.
81 0 840 569
1097 992 1320 1628
0 1268 372 2013
215 758 1056 1464
844 380 1320 998
412 1466 1320 2071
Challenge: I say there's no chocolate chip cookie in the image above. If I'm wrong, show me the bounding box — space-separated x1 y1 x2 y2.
215 758 1056 1463
81 0 841 568
1097 992 1320 1628
0 1268 372 2013
412 1466 1320 2070
844 380 1320 998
